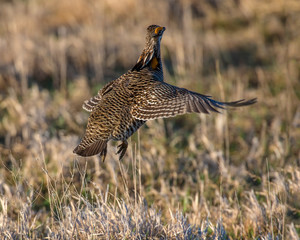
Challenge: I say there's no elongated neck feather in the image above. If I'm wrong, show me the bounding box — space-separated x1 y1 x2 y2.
132 38 162 71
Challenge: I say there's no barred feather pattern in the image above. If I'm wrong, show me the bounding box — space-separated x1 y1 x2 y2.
82 94 102 112
74 24 256 161
82 81 115 112
130 81 257 120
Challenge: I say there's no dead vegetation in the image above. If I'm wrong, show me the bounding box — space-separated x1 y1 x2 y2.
0 0 300 239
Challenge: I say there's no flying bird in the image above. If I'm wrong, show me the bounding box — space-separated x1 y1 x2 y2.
73 25 256 161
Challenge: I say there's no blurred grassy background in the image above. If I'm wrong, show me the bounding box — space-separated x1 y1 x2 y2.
0 0 300 238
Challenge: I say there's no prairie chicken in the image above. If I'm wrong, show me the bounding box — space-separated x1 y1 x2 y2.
73 25 256 161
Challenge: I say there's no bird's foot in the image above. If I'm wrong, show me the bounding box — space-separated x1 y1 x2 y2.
117 140 128 161
100 145 107 162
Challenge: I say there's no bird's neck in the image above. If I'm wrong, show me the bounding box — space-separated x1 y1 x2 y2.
132 41 162 72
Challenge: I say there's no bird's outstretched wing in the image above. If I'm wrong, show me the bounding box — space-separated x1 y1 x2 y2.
82 81 115 112
82 93 102 112
131 81 257 120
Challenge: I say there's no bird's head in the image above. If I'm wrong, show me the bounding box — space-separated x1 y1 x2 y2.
132 25 166 71
145 25 166 44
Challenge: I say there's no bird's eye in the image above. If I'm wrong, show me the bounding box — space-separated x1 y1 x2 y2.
155 27 164 35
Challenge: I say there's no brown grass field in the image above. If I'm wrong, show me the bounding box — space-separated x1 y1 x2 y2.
0 0 300 239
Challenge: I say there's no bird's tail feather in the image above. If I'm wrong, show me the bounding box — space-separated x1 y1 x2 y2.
73 140 108 162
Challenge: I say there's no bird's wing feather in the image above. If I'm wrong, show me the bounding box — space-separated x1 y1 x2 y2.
82 81 115 112
131 81 257 120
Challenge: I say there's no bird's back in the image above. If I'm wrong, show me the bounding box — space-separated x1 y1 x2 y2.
76 69 161 151
74 24 256 161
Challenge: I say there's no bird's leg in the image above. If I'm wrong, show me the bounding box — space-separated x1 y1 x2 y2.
100 144 107 162
117 140 128 161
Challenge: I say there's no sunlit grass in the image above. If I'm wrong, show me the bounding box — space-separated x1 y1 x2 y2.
0 0 300 239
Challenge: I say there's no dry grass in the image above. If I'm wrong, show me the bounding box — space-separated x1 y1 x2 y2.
0 0 300 239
